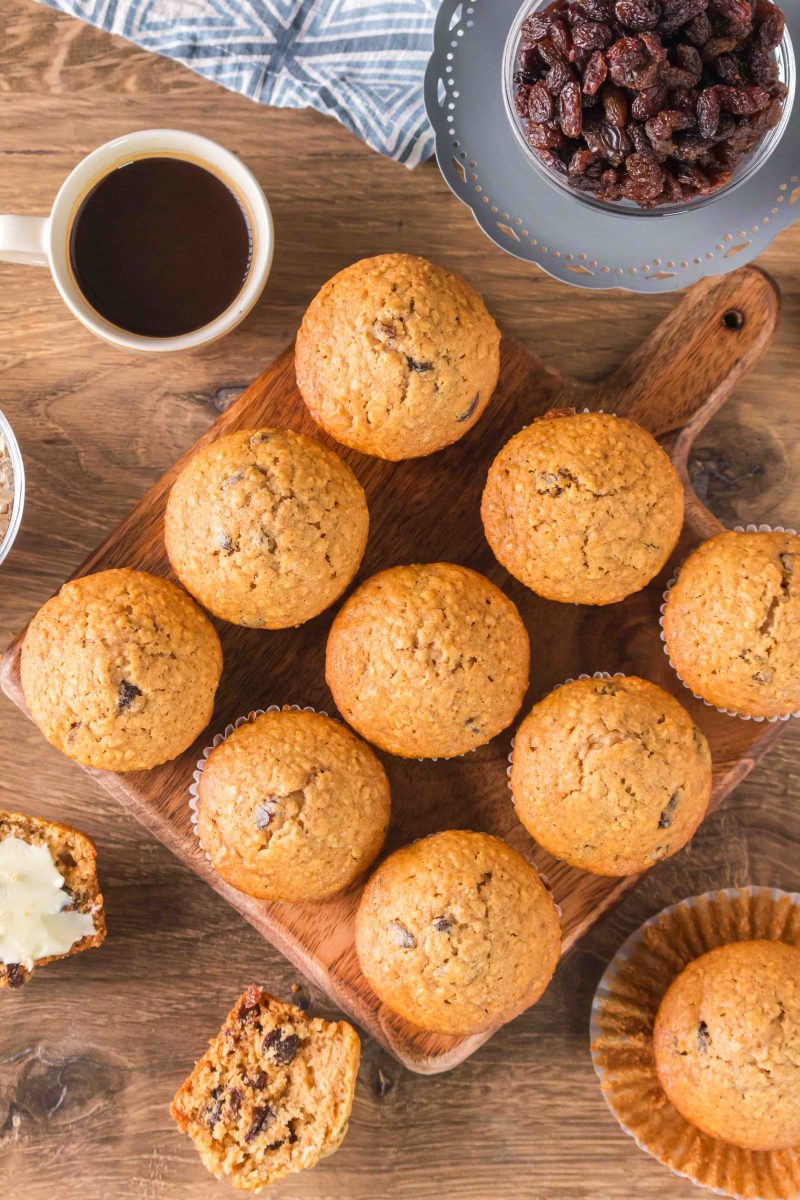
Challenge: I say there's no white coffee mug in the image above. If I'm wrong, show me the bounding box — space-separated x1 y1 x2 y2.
0 129 274 353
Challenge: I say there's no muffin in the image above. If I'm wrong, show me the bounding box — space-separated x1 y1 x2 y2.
171 985 360 1191
165 428 369 629
481 411 684 605
355 830 561 1035
510 676 712 876
21 568 222 771
195 709 390 902
295 254 501 460
654 940 800 1151
325 562 530 759
662 529 800 719
0 809 106 989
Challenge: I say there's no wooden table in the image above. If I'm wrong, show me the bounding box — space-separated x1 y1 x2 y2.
2 6 799 1196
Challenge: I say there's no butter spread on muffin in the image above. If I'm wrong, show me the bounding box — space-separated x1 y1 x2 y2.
482 411 684 605
295 254 501 460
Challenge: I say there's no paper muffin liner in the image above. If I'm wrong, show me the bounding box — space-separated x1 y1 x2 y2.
660 524 800 723
590 886 800 1200
189 704 329 862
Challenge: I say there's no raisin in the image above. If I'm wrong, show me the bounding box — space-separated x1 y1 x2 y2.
6 963 25 988
254 800 276 830
559 80 584 135
529 82 555 120
658 790 681 828
456 394 481 423
756 2 784 48
238 985 262 1022
522 13 551 40
713 0 751 22
537 35 569 66
245 1105 276 1143
716 83 771 111
697 1020 711 1051
406 356 433 373
701 34 738 58
526 121 566 149
697 85 722 134
745 45 778 84
547 59 576 93
631 81 669 115
206 1085 224 1129
388 920 417 948
549 16 574 56
685 11 713 42
245 1070 267 1089
573 19 613 46
263 1028 301 1065
228 1088 243 1117
601 81 630 122
433 915 455 932
615 0 662 28
659 0 708 33
118 680 142 712
582 49 609 92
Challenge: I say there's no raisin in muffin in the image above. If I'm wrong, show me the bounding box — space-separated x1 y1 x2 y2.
21 568 222 771
0 809 105 989
196 709 390 902
295 254 501 460
654 940 800 1151
325 562 530 759
510 676 712 876
663 529 800 718
171 986 360 1191
165 428 369 629
355 830 561 1035
481 411 684 605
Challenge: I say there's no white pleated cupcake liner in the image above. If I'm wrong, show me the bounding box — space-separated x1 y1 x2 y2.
188 704 329 862
589 885 800 1200
659 523 800 723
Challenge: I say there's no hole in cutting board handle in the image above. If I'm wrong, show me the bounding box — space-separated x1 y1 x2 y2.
722 308 746 330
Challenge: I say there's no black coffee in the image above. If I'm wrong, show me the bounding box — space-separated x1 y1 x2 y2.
69 156 253 338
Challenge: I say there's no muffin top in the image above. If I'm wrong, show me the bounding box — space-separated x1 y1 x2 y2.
325 562 530 759
197 709 390 903
21 568 222 772
295 254 501 461
654 939 800 1151
663 530 800 718
481 411 684 605
510 676 712 876
355 830 561 1035
165 428 369 629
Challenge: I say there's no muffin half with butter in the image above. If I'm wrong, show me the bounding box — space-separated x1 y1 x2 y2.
165 428 369 629
0 809 106 989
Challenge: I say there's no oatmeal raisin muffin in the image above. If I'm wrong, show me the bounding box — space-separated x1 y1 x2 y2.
165 428 368 629
21 568 222 771
325 562 529 759
0 809 105 989
355 830 561 1035
481 411 684 605
295 254 501 460
171 985 360 1191
663 529 800 719
196 709 390 903
510 676 712 876
654 940 800 1151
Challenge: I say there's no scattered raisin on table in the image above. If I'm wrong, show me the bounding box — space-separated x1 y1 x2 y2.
513 0 787 206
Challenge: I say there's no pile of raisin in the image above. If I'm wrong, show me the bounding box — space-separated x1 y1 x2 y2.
513 0 787 206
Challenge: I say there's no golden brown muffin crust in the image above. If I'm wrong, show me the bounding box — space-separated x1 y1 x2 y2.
654 940 800 1151
481 411 684 605
510 676 711 876
196 709 390 902
355 830 561 1035
165 428 369 629
171 986 360 1192
295 254 501 461
21 568 222 771
663 530 800 718
325 562 530 759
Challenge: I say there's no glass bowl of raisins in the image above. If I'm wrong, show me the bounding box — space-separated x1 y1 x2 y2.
505 0 791 209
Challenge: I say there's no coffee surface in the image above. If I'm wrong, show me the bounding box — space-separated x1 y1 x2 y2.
69 156 252 338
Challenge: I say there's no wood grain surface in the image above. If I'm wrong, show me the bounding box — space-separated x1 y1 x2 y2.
0 263 788 1077
2 3 800 1195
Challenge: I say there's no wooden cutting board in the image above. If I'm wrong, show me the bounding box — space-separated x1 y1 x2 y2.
0 265 785 1075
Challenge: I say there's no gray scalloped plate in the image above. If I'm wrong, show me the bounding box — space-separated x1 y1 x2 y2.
424 0 800 291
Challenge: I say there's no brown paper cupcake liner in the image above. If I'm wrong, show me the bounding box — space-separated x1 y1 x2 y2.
590 886 800 1200
188 704 328 862
659 523 800 724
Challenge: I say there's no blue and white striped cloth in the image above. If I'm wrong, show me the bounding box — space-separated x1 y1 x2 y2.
42 0 437 167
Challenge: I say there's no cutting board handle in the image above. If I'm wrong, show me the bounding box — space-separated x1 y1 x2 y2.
589 265 780 442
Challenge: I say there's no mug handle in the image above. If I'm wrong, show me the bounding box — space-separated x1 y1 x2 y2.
0 216 49 266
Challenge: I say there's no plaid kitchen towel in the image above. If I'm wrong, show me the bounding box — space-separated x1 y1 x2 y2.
42 0 437 166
